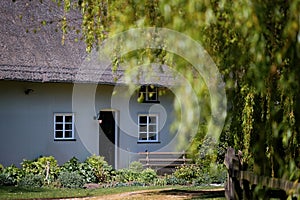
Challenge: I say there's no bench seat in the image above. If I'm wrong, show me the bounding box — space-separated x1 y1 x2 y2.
138 151 193 168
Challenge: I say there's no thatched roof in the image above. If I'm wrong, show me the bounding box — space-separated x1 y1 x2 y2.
0 0 176 86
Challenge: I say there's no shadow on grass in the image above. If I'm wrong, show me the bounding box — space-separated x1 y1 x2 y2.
139 188 225 199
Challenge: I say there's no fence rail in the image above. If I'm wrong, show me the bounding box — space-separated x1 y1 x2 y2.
224 147 299 199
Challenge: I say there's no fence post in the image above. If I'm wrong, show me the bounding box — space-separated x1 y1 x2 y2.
224 147 243 199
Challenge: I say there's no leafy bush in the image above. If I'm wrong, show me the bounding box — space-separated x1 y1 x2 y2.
85 155 113 183
60 157 80 172
165 175 187 185
209 164 227 184
60 157 96 184
37 156 60 180
0 164 3 173
114 167 157 185
192 164 227 185
154 177 167 186
78 162 97 183
173 165 201 183
129 161 143 173
0 173 14 186
115 168 139 183
21 156 60 184
172 163 226 185
58 171 84 188
192 174 211 186
0 165 22 186
21 159 39 175
18 174 44 187
139 168 157 184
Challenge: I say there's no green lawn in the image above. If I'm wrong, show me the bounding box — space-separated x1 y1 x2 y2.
0 186 163 199
0 185 224 199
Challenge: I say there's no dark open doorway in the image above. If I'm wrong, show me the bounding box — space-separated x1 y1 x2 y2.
99 110 116 168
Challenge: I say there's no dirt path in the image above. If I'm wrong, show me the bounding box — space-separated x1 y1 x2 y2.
79 188 225 200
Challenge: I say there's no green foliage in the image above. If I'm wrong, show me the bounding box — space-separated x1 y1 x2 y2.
209 164 227 184
0 165 22 186
21 156 60 184
85 155 113 183
18 174 44 188
172 163 226 186
129 161 143 173
139 168 157 184
21 159 39 175
154 177 167 186
0 164 3 173
58 171 84 188
78 162 97 183
114 161 146 183
192 164 227 186
115 168 139 183
115 167 157 185
61 157 97 184
0 173 15 186
164 175 187 186
173 165 201 184
60 157 80 172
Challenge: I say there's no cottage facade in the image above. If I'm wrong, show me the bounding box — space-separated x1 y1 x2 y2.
0 0 181 168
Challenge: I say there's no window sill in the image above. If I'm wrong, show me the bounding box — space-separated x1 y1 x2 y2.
137 141 160 144
140 101 160 104
54 139 76 141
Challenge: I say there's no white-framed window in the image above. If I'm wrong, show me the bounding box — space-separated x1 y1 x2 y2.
138 85 159 103
54 113 74 140
138 114 158 142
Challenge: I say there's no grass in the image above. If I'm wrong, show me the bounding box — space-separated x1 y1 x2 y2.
0 185 225 199
0 185 170 199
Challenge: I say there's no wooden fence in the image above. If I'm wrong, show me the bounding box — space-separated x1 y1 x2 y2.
224 147 299 199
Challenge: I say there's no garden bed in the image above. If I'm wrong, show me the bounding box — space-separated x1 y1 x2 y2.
0 155 226 199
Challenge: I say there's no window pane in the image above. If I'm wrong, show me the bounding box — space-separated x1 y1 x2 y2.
55 124 63 130
139 133 147 140
139 116 147 123
140 86 146 92
139 125 147 132
149 116 156 123
65 116 73 122
149 125 156 132
148 92 157 101
64 124 72 130
147 86 157 101
149 133 157 140
55 131 63 138
65 131 73 138
147 85 156 92
55 116 63 122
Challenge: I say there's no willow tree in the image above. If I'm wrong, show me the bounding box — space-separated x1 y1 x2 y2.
54 0 300 178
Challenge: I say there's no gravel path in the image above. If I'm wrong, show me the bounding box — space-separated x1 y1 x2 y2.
73 188 225 200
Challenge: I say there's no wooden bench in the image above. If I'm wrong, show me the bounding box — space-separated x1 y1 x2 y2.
138 151 193 168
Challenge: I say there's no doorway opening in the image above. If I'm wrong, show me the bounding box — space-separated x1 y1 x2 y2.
98 110 118 169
